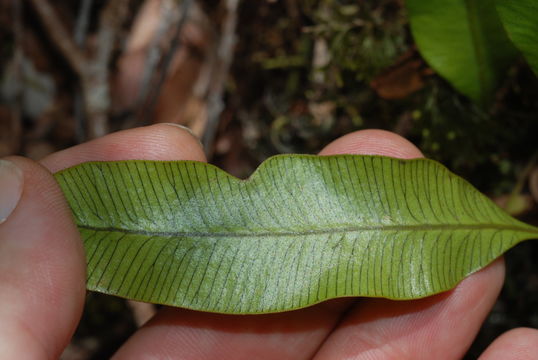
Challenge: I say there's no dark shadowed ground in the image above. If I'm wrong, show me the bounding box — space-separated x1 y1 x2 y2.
0 0 537 358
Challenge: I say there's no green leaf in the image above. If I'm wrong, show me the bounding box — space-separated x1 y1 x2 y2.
54 155 538 314
406 0 517 105
496 0 538 75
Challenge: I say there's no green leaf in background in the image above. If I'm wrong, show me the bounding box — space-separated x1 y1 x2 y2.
54 156 538 314
496 0 538 75
406 0 517 105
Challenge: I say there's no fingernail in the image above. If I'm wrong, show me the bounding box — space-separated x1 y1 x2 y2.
0 160 24 225
162 123 204 147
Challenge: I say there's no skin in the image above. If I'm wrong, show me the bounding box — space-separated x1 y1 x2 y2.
0 124 536 359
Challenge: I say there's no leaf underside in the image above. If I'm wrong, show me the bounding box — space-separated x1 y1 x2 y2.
54 155 538 314
406 0 517 105
496 0 538 75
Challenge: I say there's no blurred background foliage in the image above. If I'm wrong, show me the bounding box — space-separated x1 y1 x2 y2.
0 0 537 358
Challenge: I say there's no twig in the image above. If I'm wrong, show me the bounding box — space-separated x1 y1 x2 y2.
30 0 133 139
83 0 132 138
73 0 94 142
94 1 130 74
74 0 94 46
202 0 240 154
138 0 195 125
28 0 87 76
136 0 179 114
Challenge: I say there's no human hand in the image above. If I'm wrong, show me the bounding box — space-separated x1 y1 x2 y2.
1 124 536 359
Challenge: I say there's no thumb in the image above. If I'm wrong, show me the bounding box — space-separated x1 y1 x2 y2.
0 157 85 359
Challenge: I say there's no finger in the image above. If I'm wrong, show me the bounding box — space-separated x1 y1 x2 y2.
319 129 424 159
314 259 505 359
0 157 86 359
115 300 353 360
113 129 424 360
41 123 206 172
479 328 538 360
314 131 505 359
11 123 203 357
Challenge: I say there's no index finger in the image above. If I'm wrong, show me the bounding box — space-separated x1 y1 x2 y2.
40 123 206 172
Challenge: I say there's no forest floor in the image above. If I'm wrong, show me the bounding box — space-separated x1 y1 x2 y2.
1 1 537 358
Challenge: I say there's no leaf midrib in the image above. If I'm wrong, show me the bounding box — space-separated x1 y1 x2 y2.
79 223 538 238
464 0 489 103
